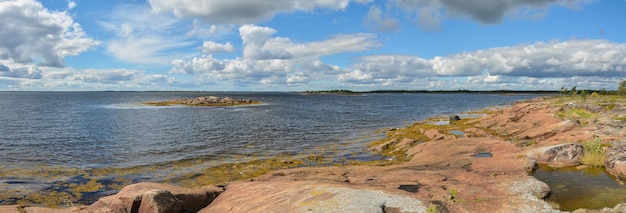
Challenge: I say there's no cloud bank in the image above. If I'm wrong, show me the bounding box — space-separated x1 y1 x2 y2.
164 23 625 90
345 39 626 84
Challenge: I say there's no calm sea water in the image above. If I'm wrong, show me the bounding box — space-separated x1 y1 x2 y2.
0 92 536 168
0 92 536 202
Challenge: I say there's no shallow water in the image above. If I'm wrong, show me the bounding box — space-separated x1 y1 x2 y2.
0 92 536 203
533 164 626 211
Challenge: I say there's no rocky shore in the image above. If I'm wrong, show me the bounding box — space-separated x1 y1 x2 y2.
144 96 260 106
7 95 626 212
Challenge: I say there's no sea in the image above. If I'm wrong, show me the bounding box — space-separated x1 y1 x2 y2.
0 91 537 204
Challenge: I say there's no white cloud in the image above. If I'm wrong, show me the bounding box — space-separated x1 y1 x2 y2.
0 62 42 79
100 4 195 65
389 0 593 29
187 22 236 38
0 0 98 67
67 0 76 10
148 0 372 24
202 41 235 54
0 65 183 91
239 24 381 60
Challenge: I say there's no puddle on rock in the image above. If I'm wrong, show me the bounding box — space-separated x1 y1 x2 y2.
428 120 449 125
449 130 465 137
398 184 420 193
471 152 493 158
532 164 626 211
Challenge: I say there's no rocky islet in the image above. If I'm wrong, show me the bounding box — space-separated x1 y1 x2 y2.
144 96 260 106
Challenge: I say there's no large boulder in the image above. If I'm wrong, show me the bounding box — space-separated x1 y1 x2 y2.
605 142 626 180
527 143 583 167
502 177 560 213
81 182 223 213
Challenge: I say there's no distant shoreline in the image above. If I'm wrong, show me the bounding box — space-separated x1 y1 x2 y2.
302 89 559 95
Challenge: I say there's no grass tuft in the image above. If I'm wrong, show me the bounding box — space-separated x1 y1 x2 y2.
580 138 607 168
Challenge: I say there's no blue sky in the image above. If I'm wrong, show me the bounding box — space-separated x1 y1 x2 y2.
0 0 625 91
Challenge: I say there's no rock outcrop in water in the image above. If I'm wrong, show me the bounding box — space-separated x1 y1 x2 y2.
145 96 260 106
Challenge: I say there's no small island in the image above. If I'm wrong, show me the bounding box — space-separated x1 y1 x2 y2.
144 96 261 106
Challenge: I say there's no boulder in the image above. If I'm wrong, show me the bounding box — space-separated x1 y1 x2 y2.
81 182 223 213
503 177 559 213
449 115 461 122
424 129 454 141
138 189 182 213
605 142 626 180
527 143 583 167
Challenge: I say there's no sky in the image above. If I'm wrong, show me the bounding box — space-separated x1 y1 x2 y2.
0 0 625 91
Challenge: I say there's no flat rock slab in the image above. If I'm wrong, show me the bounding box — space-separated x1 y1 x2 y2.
200 181 429 213
0 205 20 213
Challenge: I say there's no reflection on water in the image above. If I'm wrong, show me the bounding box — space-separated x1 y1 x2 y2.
532 164 626 211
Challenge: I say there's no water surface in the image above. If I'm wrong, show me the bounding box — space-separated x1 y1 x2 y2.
533 164 626 211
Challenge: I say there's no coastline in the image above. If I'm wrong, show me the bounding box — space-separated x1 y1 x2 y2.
7 94 626 212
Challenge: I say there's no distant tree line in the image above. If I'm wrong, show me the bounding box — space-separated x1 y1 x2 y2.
304 89 356 94
559 80 626 98
305 80 626 96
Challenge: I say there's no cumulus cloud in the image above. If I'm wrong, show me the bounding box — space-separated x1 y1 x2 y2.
202 41 235 54
344 39 626 86
0 0 98 67
148 0 372 24
389 0 592 29
170 25 379 86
